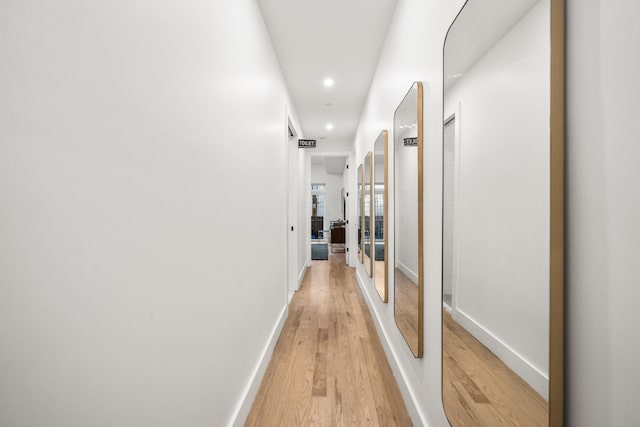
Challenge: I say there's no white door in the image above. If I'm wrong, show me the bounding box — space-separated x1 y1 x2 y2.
287 134 299 297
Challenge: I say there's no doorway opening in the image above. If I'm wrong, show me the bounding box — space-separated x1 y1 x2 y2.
311 184 326 242
310 155 348 261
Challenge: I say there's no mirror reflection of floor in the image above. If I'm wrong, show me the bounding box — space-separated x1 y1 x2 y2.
374 261 385 299
394 268 419 354
443 309 548 426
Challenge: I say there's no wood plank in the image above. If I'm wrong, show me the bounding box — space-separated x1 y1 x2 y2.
312 352 328 396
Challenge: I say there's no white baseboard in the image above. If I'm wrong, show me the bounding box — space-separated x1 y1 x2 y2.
228 304 288 427
452 307 549 399
396 261 418 285
288 264 309 303
298 263 309 288
355 268 428 426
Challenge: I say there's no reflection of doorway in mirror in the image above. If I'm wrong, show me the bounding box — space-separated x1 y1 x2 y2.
443 115 455 311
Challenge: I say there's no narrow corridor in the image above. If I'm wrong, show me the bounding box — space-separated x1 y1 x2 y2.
246 253 412 426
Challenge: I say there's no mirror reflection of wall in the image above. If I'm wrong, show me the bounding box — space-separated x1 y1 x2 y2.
373 131 388 302
394 82 423 358
442 0 563 425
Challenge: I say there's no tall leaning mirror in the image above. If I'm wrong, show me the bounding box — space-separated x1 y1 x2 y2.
373 131 388 302
363 152 373 277
394 82 423 358
358 163 363 264
442 0 564 425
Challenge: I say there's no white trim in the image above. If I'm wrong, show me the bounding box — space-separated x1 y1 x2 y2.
452 307 549 399
355 268 429 427
228 305 288 427
297 263 309 288
396 260 419 285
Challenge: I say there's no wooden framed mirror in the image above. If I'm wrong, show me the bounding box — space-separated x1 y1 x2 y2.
358 163 364 264
363 152 373 277
394 82 424 358
373 131 388 302
442 0 564 425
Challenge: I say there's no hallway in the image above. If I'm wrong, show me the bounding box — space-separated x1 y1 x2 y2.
246 253 412 426
1 0 639 425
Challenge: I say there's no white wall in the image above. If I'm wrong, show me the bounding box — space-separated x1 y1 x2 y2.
311 164 345 231
566 0 640 425
444 0 550 397
0 0 301 426
354 0 640 426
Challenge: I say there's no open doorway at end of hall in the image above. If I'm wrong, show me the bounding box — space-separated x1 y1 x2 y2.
310 155 347 262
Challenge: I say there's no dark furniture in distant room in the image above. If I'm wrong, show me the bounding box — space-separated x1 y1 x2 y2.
330 220 346 253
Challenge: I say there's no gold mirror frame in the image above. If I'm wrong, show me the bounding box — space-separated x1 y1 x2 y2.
373 131 389 302
440 0 564 425
394 82 424 358
358 163 364 264
363 152 373 277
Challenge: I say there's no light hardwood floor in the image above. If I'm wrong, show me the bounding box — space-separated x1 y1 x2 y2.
245 253 412 426
443 310 548 426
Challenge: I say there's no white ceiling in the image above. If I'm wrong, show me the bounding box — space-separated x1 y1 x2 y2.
257 0 398 147
444 0 539 90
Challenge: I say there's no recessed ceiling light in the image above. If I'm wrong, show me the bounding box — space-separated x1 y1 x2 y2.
325 102 333 107
323 78 334 87
326 123 334 130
